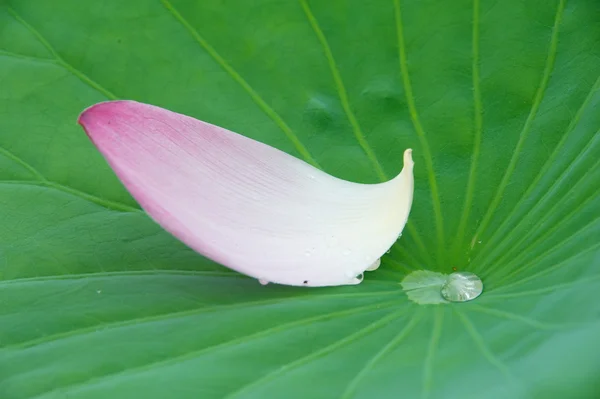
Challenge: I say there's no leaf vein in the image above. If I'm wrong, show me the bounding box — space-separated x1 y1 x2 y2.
422 307 443 399
454 309 515 383
6 294 399 351
159 0 319 168
481 144 600 277
225 307 411 399
393 0 445 261
454 0 483 257
7 6 118 100
0 49 56 64
0 180 139 213
299 0 386 181
488 243 600 293
25 301 401 399
472 106 600 263
467 304 566 330
341 309 422 399
483 274 600 300
489 212 600 287
470 0 566 246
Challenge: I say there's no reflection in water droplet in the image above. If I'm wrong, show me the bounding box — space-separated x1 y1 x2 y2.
440 272 483 302
258 279 269 286
356 273 364 282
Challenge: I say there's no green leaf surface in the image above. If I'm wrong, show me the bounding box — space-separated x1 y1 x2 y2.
1 0 599 397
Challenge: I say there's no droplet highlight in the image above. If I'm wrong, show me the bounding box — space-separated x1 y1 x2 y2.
258 279 269 286
440 272 483 302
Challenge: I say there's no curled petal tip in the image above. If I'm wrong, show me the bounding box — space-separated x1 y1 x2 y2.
79 100 415 287
404 148 414 167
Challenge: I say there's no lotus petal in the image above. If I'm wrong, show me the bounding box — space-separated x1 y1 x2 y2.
78 101 414 287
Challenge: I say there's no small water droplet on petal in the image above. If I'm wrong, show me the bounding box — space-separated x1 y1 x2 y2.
258 279 269 286
356 273 364 282
440 272 483 302
366 259 380 271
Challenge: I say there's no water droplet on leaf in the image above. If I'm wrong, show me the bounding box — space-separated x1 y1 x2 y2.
440 272 483 302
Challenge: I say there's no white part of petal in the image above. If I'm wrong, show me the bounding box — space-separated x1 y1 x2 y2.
79 101 414 287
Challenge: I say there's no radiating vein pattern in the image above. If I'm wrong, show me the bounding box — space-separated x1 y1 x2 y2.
473 76 600 266
341 309 422 399
481 143 600 278
225 307 411 399
471 0 566 246
14 301 401 398
454 309 514 382
2 0 600 397
454 0 483 258
393 0 446 262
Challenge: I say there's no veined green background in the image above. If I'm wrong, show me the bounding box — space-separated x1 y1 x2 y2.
1 0 599 397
